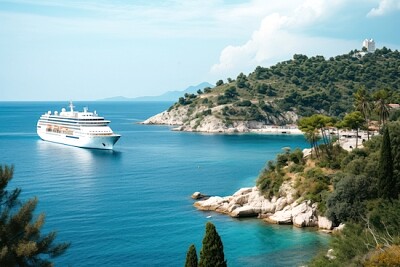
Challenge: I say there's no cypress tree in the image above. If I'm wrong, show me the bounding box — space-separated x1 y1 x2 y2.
199 222 227 267
388 122 400 199
378 127 397 199
185 244 198 267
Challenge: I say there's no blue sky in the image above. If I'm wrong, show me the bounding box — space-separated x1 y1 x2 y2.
1 0 400 101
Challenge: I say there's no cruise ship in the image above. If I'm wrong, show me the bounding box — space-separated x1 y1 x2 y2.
37 102 121 150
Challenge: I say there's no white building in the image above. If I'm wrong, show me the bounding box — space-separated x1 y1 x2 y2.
363 39 376 52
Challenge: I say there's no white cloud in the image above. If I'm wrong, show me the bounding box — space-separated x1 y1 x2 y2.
0 0 285 39
367 0 400 17
210 0 363 77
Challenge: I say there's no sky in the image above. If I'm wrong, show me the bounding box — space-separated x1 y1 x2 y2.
1 0 400 101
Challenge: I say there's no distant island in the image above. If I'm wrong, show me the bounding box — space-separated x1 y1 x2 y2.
99 82 213 102
142 47 400 133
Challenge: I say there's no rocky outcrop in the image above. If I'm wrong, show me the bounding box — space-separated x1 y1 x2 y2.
318 215 334 230
142 105 299 133
141 106 189 126
265 201 318 227
193 184 334 229
191 192 208 200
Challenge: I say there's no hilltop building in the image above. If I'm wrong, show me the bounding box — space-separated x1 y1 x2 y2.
363 39 376 52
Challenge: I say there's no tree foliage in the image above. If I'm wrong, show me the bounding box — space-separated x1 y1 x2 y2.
374 89 391 128
185 244 198 267
378 127 397 199
341 111 365 148
310 200 400 266
172 48 400 128
298 114 335 158
0 165 70 267
354 86 372 139
326 173 377 224
199 222 226 267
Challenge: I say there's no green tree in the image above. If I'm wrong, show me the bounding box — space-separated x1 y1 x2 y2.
224 86 238 99
216 80 224 86
298 117 320 158
326 173 376 224
354 86 372 140
0 165 70 266
203 87 212 93
236 73 247 88
185 244 198 267
387 122 400 193
199 222 226 267
298 114 335 158
374 89 390 129
378 127 397 199
342 111 365 148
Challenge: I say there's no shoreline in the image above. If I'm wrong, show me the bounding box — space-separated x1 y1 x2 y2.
191 186 339 232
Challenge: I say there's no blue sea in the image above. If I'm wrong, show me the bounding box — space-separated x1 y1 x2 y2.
0 101 329 266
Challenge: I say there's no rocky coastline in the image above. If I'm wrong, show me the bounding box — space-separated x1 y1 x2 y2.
144 107 346 231
141 106 301 134
192 183 338 231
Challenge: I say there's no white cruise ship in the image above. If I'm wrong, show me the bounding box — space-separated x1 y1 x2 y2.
37 102 121 150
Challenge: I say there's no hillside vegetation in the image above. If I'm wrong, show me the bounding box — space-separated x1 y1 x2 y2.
255 120 400 266
166 48 400 129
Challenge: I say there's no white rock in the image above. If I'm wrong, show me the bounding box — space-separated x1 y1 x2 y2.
318 216 334 230
326 249 336 260
227 204 239 213
275 197 288 211
333 223 345 233
261 201 275 214
231 206 257 217
293 210 317 227
233 187 253 197
233 194 250 205
291 202 308 215
191 192 207 199
195 196 224 210
266 209 292 224
279 181 297 204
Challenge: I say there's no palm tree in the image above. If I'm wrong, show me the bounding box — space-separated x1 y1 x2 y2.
354 86 372 139
374 89 390 130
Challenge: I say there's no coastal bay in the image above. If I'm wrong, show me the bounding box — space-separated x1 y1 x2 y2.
0 101 328 266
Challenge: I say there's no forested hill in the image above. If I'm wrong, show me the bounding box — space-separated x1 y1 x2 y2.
167 47 400 127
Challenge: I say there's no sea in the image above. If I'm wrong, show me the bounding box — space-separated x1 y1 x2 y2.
0 101 329 267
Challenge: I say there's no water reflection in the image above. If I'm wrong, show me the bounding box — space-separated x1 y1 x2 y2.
35 140 122 188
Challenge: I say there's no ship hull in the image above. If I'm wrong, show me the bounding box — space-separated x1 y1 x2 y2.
37 130 120 150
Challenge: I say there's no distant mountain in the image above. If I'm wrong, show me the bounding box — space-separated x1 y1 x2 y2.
100 96 132 101
100 82 213 102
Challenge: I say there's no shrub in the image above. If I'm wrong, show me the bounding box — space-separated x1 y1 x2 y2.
236 100 252 107
326 174 377 224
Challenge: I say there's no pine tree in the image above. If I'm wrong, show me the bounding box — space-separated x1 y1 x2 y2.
0 165 70 266
378 128 397 199
199 222 227 267
185 244 198 267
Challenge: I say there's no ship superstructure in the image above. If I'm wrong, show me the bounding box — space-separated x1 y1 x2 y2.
37 102 120 149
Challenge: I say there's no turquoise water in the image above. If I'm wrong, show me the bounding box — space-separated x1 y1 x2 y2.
0 101 328 266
